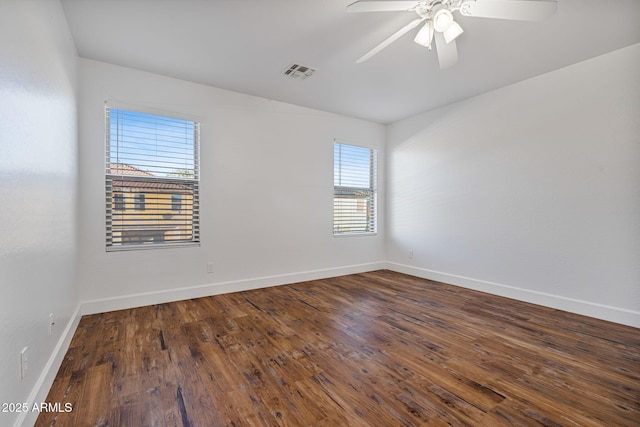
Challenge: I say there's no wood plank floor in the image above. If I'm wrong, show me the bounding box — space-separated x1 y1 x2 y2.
37 271 640 426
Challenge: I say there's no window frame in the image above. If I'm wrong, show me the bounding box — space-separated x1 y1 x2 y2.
333 141 378 237
105 105 201 251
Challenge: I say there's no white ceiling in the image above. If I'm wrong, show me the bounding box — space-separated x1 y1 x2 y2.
60 0 640 124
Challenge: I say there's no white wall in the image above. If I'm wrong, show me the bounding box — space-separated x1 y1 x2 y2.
386 44 640 327
76 58 386 311
0 1 79 426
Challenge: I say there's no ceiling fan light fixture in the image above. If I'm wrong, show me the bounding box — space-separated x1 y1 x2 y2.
348 0 560 69
443 20 463 43
433 9 453 32
413 21 434 49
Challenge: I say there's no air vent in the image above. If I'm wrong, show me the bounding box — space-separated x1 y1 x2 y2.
283 63 317 80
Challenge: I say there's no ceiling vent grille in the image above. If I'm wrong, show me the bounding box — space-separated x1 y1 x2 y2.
283 63 317 80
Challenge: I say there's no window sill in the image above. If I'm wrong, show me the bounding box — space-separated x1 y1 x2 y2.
333 232 378 238
106 242 200 252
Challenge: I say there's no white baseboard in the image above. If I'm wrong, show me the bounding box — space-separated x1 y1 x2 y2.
81 262 386 315
385 262 640 329
15 304 83 427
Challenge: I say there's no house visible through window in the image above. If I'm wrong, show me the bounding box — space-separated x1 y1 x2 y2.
333 142 377 235
106 107 200 250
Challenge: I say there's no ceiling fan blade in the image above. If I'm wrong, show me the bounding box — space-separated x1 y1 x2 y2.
347 0 420 13
434 31 458 69
357 17 425 63
459 0 557 22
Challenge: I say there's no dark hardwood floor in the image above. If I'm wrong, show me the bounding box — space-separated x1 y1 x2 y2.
37 270 640 426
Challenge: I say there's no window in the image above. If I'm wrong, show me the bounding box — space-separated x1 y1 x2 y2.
114 193 125 211
106 107 200 250
333 142 377 235
171 194 182 211
133 193 146 211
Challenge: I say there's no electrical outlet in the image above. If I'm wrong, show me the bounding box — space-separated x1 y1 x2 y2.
49 313 55 336
408 249 414 259
20 347 28 379
207 262 214 273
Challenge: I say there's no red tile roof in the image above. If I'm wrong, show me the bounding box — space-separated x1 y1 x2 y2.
109 163 191 191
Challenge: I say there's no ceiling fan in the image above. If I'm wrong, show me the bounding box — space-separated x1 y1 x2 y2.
347 0 557 69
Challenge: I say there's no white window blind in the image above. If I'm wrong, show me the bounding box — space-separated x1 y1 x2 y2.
333 142 377 235
106 107 200 250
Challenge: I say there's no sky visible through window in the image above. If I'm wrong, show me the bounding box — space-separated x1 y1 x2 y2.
109 109 196 178
334 143 373 188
